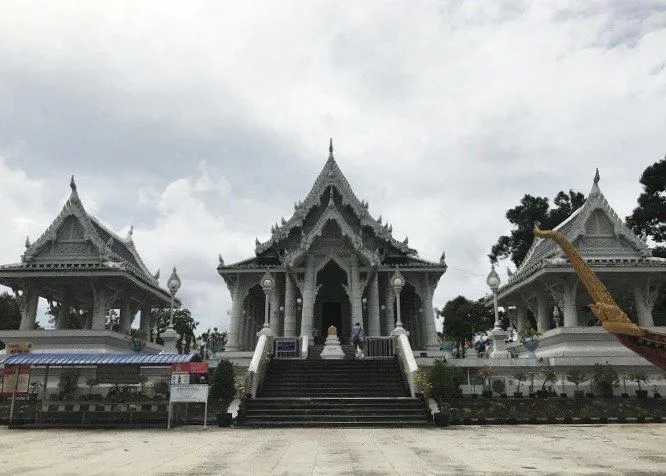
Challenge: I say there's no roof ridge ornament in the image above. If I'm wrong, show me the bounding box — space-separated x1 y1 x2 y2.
25 235 31 249
126 225 134 244
70 175 77 192
329 137 334 160
590 168 601 196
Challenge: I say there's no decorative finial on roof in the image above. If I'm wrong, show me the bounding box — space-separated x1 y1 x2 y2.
403 236 409 245
25 235 31 249
590 168 601 196
126 225 134 243
154 269 160 280
440 250 446 266
329 137 334 159
218 254 225 266
255 237 260 247
70 175 77 192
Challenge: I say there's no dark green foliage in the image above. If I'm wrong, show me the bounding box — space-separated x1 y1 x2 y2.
58 369 81 398
0 292 21 329
210 359 236 411
152 308 198 353
627 155 666 243
429 360 465 400
490 190 585 266
491 379 506 395
591 364 618 398
441 296 494 358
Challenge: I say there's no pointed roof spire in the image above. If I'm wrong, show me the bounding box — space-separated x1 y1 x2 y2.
590 168 601 196
328 137 334 160
70 175 77 192
126 225 134 243
25 235 31 249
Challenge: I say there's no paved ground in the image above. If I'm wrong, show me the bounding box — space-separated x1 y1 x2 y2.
1 425 665 475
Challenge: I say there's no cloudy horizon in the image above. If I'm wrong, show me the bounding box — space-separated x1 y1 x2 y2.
1 1 665 331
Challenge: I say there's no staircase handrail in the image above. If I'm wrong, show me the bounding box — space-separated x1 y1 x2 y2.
300 335 309 359
393 333 418 397
247 333 273 398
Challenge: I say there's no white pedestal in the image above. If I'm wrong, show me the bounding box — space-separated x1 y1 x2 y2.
160 327 178 354
488 328 511 359
320 335 345 360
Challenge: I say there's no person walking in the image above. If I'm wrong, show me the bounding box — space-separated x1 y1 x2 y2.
351 322 366 359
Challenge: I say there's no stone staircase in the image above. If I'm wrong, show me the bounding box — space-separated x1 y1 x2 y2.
236 358 432 427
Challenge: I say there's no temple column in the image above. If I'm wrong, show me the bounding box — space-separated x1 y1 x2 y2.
284 274 297 337
225 277 244 351
16 284 39 331
633 279 660 327
367 272 380 336
56 289 72 330
422 274 439 351
536 290 550 333
515 304 529 334
382 275 395 335
350 256 363 327
546 278 578 328
270 274 282 336
118 292 132 334
300 256 316 338
90 282 113 331
139 303 152 340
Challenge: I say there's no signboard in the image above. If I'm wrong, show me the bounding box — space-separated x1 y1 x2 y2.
1 366 30 395
6 343 31 355
172 362 208 375
276 340 297 353
168 384 209 429
170 373 190 385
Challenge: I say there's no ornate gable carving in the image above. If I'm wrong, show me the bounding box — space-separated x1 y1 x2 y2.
255 142 416 257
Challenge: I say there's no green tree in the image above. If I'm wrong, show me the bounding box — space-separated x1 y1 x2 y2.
210 359 236 412
490 190 585 266
440 296 494 358
626 154 666 258
0 292 21 330
199 327 228 358
152 308 198 354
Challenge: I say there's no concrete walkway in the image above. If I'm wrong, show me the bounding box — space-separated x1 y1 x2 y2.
1 425 665 475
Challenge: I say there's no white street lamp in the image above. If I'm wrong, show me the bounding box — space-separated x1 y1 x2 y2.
167 267 181 329
260 272 274 330
391 269 406 334
486 264 501 331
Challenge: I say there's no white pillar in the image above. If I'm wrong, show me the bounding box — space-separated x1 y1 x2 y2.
118 294 132 334
515 305 529 334
367 272 380 336
383 276 395 335
547 278 578 328
284 274 297 337
270 275 282 336
225 277 244 351
350 256 363 327
423 275 439 350
536 290 549 333
140 303 152 340
91 283 110 331
17 285 39 331
633 279 659 327
300 256 316 338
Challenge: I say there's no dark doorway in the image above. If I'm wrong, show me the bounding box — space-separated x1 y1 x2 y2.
322 302 342 341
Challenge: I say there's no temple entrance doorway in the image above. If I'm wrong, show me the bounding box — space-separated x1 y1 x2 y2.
314 259 351 344
322 302 342 336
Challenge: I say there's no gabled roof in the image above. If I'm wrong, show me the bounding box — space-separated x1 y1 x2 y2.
13 177 159 287
254 140 416 257
503 170 661 289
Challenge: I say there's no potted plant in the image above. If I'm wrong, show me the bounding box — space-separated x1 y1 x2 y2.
629 372 648 399
478 367 496 398
210 359 236 426
566 369 588 399
591 363 618 399
520 327 541 359
538 366 558 398
512 372 526 398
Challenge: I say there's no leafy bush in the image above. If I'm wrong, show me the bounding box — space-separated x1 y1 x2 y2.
210 359 236 411
491 379 506 395
415 368 432 398
591 363 618 397
58 369 80 398
429 360 465 400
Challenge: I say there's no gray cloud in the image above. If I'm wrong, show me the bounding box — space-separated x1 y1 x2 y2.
1 1 665 330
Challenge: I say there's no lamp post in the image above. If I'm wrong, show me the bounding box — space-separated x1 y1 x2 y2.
486 264 501 331
390 269 407 336
161 267 181 354
259 272 274 336
486 264 509 359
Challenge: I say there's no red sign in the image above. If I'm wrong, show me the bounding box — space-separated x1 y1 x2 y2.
1 366 30 394
171 362 208 375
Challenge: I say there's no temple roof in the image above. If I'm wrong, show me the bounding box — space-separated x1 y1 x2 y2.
0 177 165 293
220 141 447 272
254 140 416 257
500 169 666 293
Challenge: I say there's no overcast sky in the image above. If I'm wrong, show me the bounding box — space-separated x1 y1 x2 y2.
1 1 665 331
